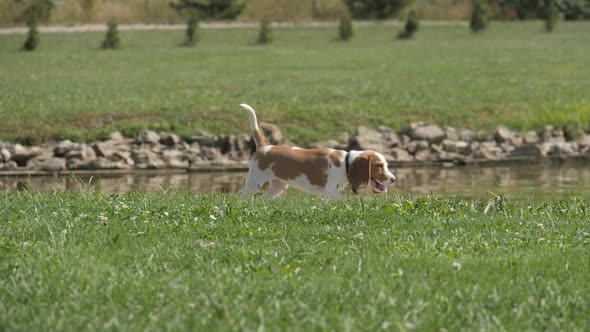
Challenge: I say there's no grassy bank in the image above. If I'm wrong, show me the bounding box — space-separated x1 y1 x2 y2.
0 22 589 144
0 192 588 330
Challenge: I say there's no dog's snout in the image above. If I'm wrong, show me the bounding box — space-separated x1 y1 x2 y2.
390 174 397 184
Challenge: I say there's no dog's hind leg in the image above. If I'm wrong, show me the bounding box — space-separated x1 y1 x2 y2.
238 165 270 197
265 180 289 198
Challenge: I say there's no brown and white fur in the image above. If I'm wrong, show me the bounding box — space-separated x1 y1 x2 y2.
238 104 396 200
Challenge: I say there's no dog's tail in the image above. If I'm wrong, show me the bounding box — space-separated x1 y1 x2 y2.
240 103 267 150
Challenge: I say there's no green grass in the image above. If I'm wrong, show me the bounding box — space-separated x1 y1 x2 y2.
1 192 589 330
0 22 589 144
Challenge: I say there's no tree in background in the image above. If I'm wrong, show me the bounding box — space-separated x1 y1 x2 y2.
257 16 273 44
470 0 489 32
338 11 353 40
544 0 558 31
398 10 419 39
23 14 39 51
102 18 121 49
343 0 412 19
170 0 246 20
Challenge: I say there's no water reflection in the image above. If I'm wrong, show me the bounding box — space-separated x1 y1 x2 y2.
1 162 589 200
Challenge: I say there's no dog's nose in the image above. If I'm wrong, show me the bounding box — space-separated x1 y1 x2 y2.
390 175 396 184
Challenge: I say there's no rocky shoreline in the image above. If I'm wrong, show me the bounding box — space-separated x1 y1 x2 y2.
1 122 589 174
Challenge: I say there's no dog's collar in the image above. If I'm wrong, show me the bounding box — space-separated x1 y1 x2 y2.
345 152 351 178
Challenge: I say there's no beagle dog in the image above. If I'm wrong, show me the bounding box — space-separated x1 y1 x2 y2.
238 104 396 200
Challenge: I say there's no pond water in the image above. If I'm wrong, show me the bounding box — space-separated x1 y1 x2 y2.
2 161 589 201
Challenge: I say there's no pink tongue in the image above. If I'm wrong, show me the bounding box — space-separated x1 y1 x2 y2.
383 186 387 193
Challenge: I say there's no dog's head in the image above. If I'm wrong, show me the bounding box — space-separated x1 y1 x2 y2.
349 151 396 194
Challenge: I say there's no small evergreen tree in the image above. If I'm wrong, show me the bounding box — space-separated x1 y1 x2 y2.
23 14 39 51
544 0 558 31
470 0 489 32
185 11 199 46
102 18 121 49
258 17 273 44
339 12 354 40
398 10 419 39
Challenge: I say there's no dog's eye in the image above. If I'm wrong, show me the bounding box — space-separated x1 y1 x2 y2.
376 165 383 168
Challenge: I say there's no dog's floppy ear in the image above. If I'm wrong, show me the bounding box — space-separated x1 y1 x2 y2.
349 153 372 193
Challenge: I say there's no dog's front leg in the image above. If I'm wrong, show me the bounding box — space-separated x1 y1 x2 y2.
324 190 343 201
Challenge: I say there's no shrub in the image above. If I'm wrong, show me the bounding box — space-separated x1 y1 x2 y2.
544 0 558 31
338 12 353 40
185 11 199 46
23 14 39 51
257 17 273 44
102 18 121 49
398 10 419 39
470 0 489 32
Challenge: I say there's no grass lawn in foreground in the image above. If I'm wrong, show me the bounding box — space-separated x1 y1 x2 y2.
0 192 588 330
0 22 589 144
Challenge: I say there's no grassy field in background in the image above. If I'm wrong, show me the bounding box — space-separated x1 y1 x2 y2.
1 22 589 144
0 192 588 330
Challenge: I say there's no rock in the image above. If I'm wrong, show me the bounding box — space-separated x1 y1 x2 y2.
577 134 590 148
494 126 515 144
410 124 445 144
138 130 161 144
442 139 469 154
108 131 126 142
92 141 115 158
0 148 10 163
185 134 216 147
523 131 540 144
73 157 130 170
430 144 444 154
539 141 578 157
399 135 411 148
406 140 429 154
459 129 476 142
349 126 398 152
444 127 460 141
200 146 225 161
397 122 424 137
391 148 413 162
510 145 541 157
0 160 18 171
494 126 523 147
437 151 464 163
40 157 66 172
542 125 565 142
111 151 135 166
159 132 182 146
377 126 400 147
26 153 53 170
65 144 96 162
162 149 190 169
53 140 79 157
472 142 504 160
260 122 283 145
131 149 165 169
11 144 43 166
414 149 433 162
